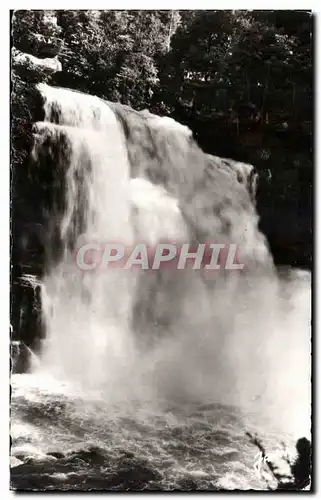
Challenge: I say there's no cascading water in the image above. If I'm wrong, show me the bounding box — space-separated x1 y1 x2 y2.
11 84 311 491
31 85 137 388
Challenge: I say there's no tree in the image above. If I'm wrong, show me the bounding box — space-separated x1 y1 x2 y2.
53 10 179 108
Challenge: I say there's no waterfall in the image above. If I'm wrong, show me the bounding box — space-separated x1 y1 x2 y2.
31 84 310 438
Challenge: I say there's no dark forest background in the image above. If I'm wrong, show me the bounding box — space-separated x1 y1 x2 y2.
11 9 313 280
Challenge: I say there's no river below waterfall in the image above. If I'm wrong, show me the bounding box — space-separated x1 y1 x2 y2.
9 375 301 491
10 268 311 491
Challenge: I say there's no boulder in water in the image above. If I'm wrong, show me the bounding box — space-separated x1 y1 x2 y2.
11 340 31 374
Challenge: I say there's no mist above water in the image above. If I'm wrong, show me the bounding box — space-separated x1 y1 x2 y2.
31 84 310 440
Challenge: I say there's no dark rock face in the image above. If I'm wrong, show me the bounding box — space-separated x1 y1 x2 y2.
11 275 44 355
11 12 63 354
11 341 31 374
258 203 312 269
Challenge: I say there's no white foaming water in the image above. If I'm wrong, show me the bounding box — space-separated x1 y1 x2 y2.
33 85 136 388
27 85 310 448
130 177 189 245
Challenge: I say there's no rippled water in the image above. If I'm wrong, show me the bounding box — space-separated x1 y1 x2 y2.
11 372 303 491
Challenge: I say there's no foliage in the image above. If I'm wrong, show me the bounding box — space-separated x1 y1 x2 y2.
158 10 312 152
12 10 62 57
156 10 312 261
10 9 313 267
52 10 179 108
